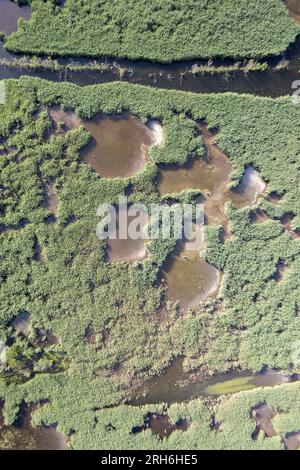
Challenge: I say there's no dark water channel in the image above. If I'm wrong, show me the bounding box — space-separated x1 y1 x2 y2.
0 1 300 97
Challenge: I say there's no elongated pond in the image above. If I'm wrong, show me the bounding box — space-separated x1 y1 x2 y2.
129 358 298 405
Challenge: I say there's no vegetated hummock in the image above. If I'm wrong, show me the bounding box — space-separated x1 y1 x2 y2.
0 78 300 449
3 0 300 62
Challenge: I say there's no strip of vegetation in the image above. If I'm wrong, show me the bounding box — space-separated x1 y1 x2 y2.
4 0 300 63
0 78 300 449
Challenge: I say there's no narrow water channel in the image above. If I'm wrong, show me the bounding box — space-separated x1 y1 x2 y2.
0 2 300 98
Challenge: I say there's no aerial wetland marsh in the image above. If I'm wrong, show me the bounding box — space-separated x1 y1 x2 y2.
0 0 300 452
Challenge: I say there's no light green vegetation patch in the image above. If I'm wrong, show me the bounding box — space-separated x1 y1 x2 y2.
4 0 300 62
0 78 300 449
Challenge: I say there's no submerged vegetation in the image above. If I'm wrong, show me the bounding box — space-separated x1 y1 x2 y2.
3 0 300 62
0 77 300 449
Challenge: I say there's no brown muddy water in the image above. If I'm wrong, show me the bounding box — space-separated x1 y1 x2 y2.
0 0 30 36
49 108 162 179
159 124 266 307
252 403 278 439
129 357 297 406
284 431 300 450
286 0 300 23
132 413 189 439
158 124 266 223
48 106 81 131
106 206 149 262
162 247 221 308
82 114 156 178
0 404 66 450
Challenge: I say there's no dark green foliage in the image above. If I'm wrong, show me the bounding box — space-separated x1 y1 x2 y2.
1 78 300 449
4 0 300 62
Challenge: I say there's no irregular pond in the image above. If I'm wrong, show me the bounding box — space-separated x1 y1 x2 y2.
11 312 30 337
132 412 189 440
49 108 163 179
162 246 221 308
0 0 31 61
158 124 266 229
284 431 300 450
129 358 295 405
82 114 156 178
286 0 300 23
106 206 149 262
252 403 278 438
158 124 232 196
0 0 31 36
0 404 66 450
159 124 266 307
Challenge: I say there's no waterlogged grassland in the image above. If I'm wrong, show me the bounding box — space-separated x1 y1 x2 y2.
0 78 300 449
3 0 300 62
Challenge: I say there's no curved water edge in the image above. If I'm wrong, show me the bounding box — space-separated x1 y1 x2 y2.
0 403 67 450
129 357 300 406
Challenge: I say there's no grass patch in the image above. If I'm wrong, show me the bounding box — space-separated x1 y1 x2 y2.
0 78 300 449
4 0 300 62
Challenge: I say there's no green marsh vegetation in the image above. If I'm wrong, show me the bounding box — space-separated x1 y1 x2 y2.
0 78 300 448
4 0 300 62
